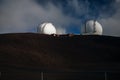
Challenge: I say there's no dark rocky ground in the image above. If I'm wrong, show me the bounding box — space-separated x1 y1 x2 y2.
0 33 120 80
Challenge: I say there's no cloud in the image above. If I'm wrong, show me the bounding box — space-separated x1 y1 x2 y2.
0 0 79 34
99 1 120 36
0 0 120 36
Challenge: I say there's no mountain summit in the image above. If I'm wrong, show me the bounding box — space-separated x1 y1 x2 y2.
0 33 120 72
0 33 120 80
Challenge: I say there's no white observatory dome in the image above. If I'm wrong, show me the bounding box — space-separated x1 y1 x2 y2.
38 22 56 35
85 20 103 35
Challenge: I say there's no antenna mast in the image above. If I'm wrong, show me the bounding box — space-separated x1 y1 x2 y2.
93 20 96 33
84 21 87 33
84 0 89 34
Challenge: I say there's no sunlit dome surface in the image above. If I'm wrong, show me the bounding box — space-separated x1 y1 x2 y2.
85 20 103 35
38 22 56 35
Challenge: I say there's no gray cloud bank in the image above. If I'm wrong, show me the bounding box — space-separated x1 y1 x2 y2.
0 0 74 34
0 0 120 36
99 0 120 36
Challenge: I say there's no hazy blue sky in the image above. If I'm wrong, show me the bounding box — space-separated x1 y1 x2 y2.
0 0 120 36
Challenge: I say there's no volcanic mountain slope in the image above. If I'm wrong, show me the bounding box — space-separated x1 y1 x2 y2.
0 33 120 72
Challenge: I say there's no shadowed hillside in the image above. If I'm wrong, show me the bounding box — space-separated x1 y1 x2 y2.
0 33 120 71
0 33 120 80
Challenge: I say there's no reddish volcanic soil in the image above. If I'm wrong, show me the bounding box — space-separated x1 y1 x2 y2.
0 33 120 80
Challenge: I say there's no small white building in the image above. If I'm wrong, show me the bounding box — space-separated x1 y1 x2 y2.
38 22 56 35
83 20 103 35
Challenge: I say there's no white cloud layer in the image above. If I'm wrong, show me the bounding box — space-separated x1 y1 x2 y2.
0 0 79 34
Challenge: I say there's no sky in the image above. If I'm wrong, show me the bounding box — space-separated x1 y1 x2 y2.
0 0 120 36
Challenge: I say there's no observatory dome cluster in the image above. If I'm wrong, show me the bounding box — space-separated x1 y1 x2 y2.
37 20 103 35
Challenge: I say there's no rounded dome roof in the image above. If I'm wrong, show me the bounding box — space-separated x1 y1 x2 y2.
38 22 56 35
85 20 103 35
